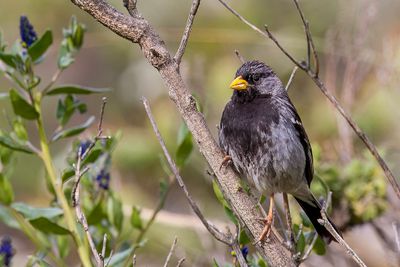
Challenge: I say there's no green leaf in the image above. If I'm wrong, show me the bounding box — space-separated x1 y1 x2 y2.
0 52 17 68
0 132 33 154
0 205 19 229
296 231 306 254
312 236 326 255
239 229 251 245
224 206 238 225
51 116 95 142
108 196 123 232
212 259 220 267
0 174 14 205
105 248 133 266
87 201 106 225
82 148 103 165
176 123 193 167
9 88 39 120
257 258 268 267
58 46 74 69
13 118 28 141
61 167 75 183
57 236 70 259
46 85 110 96
28 30 53 63
212 180 228 207
29 217 70 235
12 202 63 220
130 206 143 230
300 211 312 228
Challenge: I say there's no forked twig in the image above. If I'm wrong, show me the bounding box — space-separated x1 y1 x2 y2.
163 237 178 267
174 0 201 65
317 192 366 267
72 97 111 267
142 97 232 245
216 0 400 200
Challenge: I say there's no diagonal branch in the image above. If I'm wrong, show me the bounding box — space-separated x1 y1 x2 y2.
69 0 296 265
216 0 400 200
174 0 201 66
142 97 231 245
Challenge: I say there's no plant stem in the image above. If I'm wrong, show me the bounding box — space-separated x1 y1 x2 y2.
35 94 92 267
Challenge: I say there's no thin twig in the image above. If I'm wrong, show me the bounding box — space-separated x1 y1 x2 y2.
123 0 139 17
72 97 110 267
142 97 232 245
101 234 107 260
285 66 298 91
174 0 201 65
132 254 137 267
73 147 103 266
232 241 249 267
282 193 295 251
300 233 318 262
217 0 400 200
163 237 178 267
42 69 63 95
318 211 366 267
176 258 185 267
235 50 245 64
393 222 400 252
292 0 319 76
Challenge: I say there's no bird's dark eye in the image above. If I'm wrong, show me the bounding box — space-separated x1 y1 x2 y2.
252 74 260 82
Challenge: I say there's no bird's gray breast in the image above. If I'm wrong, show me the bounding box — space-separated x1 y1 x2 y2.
219 99 306 195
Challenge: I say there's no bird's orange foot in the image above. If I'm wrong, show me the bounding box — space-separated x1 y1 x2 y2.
219 155 232 171
257 214 274 242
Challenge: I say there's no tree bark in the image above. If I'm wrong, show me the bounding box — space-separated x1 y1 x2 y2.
69 0 295 266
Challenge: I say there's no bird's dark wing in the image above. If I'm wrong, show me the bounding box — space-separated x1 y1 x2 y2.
285 99 314 186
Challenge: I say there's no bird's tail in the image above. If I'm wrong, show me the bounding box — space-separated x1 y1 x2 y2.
294 195 342 243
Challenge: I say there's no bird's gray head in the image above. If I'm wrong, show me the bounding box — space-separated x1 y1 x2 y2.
229 60 284 102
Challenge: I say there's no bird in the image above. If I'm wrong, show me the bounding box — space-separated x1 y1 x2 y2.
218 60 341 243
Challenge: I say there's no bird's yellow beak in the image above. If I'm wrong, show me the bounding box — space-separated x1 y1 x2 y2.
229 76 248 90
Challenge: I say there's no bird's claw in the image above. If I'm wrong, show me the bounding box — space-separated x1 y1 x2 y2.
219 155 232 171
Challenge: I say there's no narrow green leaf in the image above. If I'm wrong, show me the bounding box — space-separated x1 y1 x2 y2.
0 174 14 205
312 236 326 255
28 30 53 62
82 148 103 165
212 259 220 267
114 200 124 232
12 202 63 220
46 85 110 96
212 180 228 207
130 206 143 230
224 206 238 225
51 116 95 142
239 229 251 245
61 167 75 183
105 248 133 266
87 201 106 225
0 205 19 229
29 217 70 235
0 132 33 154
0 52 17 68
9 89 39 120
296 232 306 254
13 118 28 141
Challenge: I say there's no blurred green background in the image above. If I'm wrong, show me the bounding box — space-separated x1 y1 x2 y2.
1 0 400 266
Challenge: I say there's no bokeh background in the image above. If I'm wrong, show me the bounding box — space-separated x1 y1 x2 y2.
1 0 400 266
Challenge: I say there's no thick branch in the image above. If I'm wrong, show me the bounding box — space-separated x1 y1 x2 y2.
68 0 295 265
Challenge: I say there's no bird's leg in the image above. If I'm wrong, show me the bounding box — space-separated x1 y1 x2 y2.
258 193 275 242
219 155 232 171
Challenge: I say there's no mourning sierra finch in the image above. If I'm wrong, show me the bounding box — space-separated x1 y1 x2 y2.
219 60 341 243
